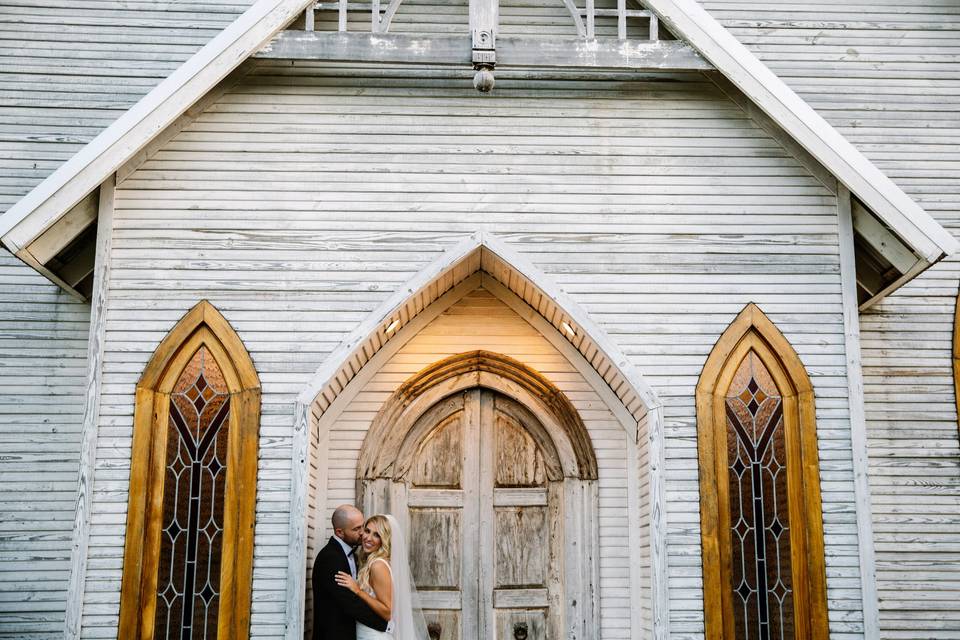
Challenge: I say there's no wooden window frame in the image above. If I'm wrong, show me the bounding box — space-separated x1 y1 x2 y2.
953 294 960 432
696 303 828 640
118 300 261 640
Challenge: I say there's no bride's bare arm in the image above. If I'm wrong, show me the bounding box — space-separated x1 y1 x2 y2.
335 562 392 623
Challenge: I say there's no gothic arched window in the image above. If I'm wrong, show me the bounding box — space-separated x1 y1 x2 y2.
118 301 260 640
696 304 828 640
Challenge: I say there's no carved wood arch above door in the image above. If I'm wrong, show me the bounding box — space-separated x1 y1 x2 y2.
358 350 598 484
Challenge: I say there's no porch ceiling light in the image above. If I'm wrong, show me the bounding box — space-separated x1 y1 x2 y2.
561 321 576 337
384 319 400 334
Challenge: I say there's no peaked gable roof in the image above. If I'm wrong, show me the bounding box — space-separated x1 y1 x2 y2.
1 0 956 300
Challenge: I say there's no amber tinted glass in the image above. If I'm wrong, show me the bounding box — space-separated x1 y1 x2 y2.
155 347 230 640
725 352 794 640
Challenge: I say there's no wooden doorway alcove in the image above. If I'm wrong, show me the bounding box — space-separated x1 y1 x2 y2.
356 351 600 640
290 233 666 640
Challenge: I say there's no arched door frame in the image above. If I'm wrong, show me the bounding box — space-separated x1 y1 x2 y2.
286 232 667 640
356 351 600 639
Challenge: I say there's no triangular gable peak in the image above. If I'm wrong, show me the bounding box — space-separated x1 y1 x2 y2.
0 0 955 308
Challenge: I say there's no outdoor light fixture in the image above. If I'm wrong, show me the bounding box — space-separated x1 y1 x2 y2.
385 319 400 334
561 321 576 336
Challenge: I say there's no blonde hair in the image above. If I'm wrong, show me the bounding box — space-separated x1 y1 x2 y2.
357 514 392 592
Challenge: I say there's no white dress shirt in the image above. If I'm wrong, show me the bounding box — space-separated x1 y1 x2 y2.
333 535 357 578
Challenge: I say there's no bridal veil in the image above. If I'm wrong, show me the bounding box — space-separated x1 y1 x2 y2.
385 514 429 640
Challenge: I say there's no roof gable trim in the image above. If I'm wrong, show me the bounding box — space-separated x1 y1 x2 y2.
642 0 959 262
0 0 313 253
1 0 956 291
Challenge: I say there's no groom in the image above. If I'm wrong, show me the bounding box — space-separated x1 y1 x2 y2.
312 504 390 640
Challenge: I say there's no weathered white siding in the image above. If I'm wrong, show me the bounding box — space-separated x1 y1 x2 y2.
0 251 90 638
319 288 634 636
0 0 253 214
77 63 865 639
693 2 960 636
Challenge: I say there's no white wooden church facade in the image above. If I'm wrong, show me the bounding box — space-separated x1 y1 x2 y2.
1 0 959 639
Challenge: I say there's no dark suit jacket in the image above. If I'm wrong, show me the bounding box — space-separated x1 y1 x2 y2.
312 537 389 640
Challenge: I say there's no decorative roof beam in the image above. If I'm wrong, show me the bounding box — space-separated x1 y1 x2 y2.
254 31 712 71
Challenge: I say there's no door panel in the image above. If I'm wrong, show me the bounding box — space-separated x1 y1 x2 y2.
494 412 547 488
494 610 548 640
423 610 461 640
494 507 548 588
412 412 464 488
409 398 468 635
404 389 561 639
490 395 557 639
410 508 462 589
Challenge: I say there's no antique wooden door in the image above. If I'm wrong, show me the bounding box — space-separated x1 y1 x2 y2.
402 388 563 640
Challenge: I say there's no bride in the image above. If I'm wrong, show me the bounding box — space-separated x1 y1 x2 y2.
334 514 429 640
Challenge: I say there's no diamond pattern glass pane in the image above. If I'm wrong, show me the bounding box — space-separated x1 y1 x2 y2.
155 346 230 640
725 352 794 640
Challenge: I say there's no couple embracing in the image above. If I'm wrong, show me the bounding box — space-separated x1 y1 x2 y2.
313 504 428 640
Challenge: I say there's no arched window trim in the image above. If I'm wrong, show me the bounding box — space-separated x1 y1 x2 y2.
696 303 828 640
118 300 261 640
953 294 960 431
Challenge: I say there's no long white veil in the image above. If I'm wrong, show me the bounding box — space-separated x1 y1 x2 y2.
384 514 429 640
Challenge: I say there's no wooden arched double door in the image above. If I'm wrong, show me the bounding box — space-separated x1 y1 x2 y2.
359 354 599 640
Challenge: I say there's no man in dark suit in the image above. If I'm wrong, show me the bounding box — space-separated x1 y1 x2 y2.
312 504 390 640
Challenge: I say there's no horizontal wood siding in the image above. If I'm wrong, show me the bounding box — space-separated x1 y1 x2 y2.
0 250 90 638
0 0 253 215
320 289 633 635
694 2 960 636
84 65 860 639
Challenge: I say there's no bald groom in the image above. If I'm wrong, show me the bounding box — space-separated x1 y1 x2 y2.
312 505 389 640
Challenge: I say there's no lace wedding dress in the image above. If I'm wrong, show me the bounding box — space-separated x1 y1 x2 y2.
355 514 429 640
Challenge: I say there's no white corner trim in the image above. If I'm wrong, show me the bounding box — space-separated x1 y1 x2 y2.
63 176 115 640
642 0 959 262
837 184 881 637
0 0 314 249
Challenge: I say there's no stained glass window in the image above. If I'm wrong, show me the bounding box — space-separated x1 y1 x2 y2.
725 352 794 640
155 346 230 640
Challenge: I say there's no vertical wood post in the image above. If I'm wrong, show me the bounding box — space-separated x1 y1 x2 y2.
285 400 311 640
648 405 670 640
617 0 627 39
63 176 114 640
469 0 497 92
371 0 380 32
338 0 347 31
837 184 881 637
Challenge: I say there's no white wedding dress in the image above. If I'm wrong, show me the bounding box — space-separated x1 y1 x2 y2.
356 558 393 640
355 514 429 640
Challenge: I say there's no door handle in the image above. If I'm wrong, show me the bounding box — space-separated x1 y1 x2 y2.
427 622 441 640
513 622 528 640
